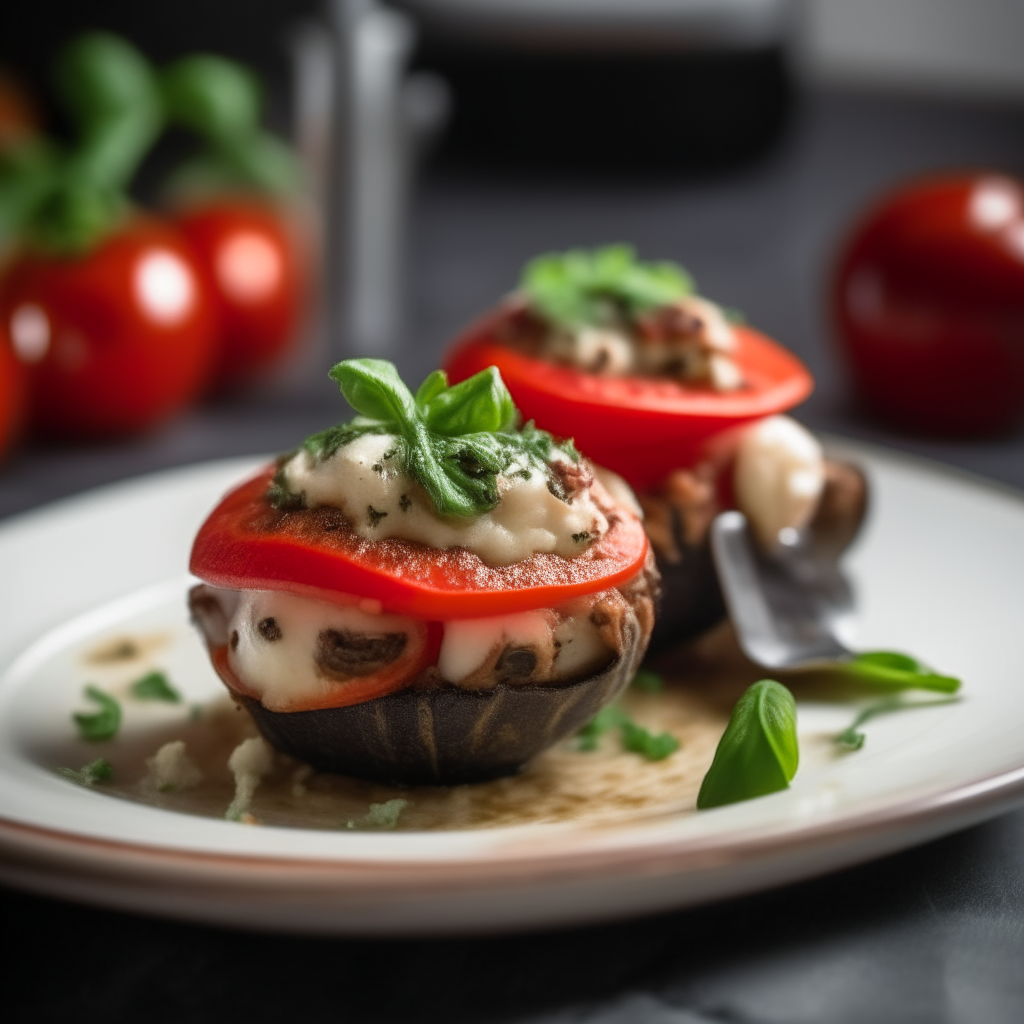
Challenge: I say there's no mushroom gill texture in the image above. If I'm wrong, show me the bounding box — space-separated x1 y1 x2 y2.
643 458 868 656
189 558 657 785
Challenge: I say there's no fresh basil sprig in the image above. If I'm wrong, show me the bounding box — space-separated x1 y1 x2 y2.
521 244 694 329
274 359 575 520
838 651 960 693
576 704 680 761
697 679 798 809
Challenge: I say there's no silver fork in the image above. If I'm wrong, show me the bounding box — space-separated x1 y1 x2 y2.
710 510 857 670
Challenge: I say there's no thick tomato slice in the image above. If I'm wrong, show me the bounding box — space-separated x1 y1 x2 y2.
444 313 812 490
209 619 442 712
190 466 649 619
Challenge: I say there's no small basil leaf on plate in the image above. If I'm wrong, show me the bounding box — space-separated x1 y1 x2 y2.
843 651 960 693
620 720 680 761
631 669 664 693
576 705 626 751
835 694 960 751
73 685 122 742
345 798 409 831
697 679 798 809
130 670 181 703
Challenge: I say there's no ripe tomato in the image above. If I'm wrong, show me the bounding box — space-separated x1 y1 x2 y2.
0 319 26 458
190 465 650 619
444 314 813 491
1 217 216 439
834 174 1024 435
174 198 304 390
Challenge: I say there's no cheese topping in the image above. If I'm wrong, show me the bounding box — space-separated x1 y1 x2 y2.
282 432 611 567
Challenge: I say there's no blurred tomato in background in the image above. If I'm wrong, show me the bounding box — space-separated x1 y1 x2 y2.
174 197 305 391
834 174 1024 436
0 318 25 457
2 217 215 438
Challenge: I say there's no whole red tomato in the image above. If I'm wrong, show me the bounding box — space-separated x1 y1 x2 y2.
0 319 26 457
2 217 216 438
834 174 1024 435
174 198 304 390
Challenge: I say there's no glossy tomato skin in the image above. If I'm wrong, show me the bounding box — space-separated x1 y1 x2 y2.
1 217 216 438
174 198 305 390
190 466 650 620
444 314 813 491
834 174 1024 435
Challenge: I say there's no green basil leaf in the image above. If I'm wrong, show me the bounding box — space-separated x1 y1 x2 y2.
160 54 261 143
56 758 113 786
415 369 448 409
73 685 122 742
835 694 959 751
697 679 798 809
842 651 960 694
130 670 181 703
423 367 517 436
576 705 627 751
329 359 418 427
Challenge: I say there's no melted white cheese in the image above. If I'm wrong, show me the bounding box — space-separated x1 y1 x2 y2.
282 432 609 566
733 415 825 549
220 587 614 704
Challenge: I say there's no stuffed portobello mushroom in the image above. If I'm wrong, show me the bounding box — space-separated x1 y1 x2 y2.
189 359 657 784
444 245 868 651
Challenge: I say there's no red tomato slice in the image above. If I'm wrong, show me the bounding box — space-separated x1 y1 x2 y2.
444 313 813 490
208 619 441 712
190 466 649 619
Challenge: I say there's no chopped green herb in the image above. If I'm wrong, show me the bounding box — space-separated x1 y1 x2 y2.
835 694 960 751
839 651 960 694
576 705 626 751
521 244 694 329
73 685 122 741
345 798 409 831
398 494 412 512
56 758 113 786
571 531 591 544
130 670 181 703
576 704 679 761
367 505 388 527
631 669 664 693
189 703 205 721
697 680 798 810
620 720 680 761
270 360 577 521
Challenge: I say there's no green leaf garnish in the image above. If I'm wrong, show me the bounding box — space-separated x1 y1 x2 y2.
73 685 122 742
576 704 679 761
835 694 960 751
521 244 694 329
56 759 113 786
840 651 960 694
345 798 409 830
273 360 576 521
697 680 798 809
130 670 182 703
631 669 664 693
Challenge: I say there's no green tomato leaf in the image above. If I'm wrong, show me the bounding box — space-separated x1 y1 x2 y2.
697 679 798 809
842 651 960 693
130 671 181 703
73 685 122 742
422 367 517 436
160 54 261 143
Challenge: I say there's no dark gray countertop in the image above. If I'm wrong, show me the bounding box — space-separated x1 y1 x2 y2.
5 88 1024 1023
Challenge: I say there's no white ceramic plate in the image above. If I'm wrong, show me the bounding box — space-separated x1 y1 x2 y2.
1 445 1023 935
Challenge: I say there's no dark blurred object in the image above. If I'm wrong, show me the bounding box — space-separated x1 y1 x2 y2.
395 0 794 172
834 174 1024 437
0 71 39 151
